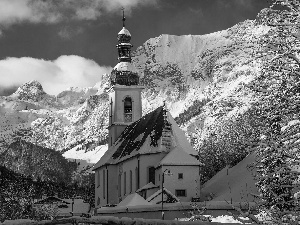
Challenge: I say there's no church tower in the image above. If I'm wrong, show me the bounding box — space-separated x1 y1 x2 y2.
108 11 144 147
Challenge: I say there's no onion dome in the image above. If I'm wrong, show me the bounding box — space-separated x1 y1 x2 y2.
110 9 139 86
117 27 131 43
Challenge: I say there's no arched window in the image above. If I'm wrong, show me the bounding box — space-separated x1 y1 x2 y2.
148 167 156 184
124 97 132 122
130 170 133 193
135 167 139 191
124 172 127 195
97 171 100 187
118 174 122 197
103 170 106 199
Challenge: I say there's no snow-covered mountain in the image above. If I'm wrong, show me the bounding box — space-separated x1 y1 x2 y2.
0 79 109 164
0 9 272 175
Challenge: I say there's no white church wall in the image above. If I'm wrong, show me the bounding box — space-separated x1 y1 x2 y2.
112 87 143 123
95 165 118 207
118 156 139 201
139 153 167 187
160 165 200 202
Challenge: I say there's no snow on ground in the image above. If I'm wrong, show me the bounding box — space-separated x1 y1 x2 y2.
179 215 250 223
63 144 108 164
211 215 243 223
200 152 259 202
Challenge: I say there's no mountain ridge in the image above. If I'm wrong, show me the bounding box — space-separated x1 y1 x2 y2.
0 9 272 182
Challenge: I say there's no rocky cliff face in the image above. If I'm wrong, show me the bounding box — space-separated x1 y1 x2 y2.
133 18 270 145
0 10 272 173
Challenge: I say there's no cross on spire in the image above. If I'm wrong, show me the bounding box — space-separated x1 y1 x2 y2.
122 7 126 27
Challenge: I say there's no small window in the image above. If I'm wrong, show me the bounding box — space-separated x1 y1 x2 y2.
175 189 186 197
97 197 100 206
118 174 122 197
130 170 133 193
135 167 139 190
103 170 106 199
97 171 101 187
124 97 132 113
148 167 156 184
124 97 132 122
178 173 183 179
124 172 127 195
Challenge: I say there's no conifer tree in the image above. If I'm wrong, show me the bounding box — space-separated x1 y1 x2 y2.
250 0 300 223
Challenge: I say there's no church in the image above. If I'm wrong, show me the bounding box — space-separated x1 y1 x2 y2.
93 14 201 208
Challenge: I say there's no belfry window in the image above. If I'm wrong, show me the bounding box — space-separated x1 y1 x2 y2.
124 97 132 122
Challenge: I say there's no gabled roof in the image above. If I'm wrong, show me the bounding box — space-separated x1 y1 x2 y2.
34 196 70 205
136 182 159 193
200 152 259 202
146 188 179 204
167 113 198 156
93 105 198 170
158 146 201 167
93 106 165 170
112 106 165 159
117 193 152 207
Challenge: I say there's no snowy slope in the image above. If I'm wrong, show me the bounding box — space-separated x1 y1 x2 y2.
0 10 271 171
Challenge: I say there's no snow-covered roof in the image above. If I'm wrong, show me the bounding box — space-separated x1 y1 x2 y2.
113 61 137 73
146 188 179 204
158 146 201 167
118 27 131 36
34 196 70 205
166 112 199 156
136 182 159 192
117 193 152 207
200 152 259 202
93 105 198 170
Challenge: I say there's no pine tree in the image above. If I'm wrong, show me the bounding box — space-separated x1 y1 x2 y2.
250 0 300 223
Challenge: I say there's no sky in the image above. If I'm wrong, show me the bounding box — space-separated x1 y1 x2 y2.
0 0 270 96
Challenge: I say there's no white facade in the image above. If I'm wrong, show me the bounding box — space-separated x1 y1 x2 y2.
108 85 144 147
156 165 201 202
94 17 201 208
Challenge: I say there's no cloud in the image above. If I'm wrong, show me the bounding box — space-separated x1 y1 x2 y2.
216 0 254 10
58 26 84 39
0 0 159 27
0 55 112 96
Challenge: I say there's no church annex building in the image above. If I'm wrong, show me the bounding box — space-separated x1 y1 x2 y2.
93 15 201 208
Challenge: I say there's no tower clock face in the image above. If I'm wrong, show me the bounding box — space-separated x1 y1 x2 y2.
124 114 132 122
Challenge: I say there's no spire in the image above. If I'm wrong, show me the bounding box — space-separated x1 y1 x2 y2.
111 9 139 86
122 8 126 27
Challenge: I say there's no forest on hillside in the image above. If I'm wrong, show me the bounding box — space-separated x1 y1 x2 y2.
0 166 95 222
193 0 300 223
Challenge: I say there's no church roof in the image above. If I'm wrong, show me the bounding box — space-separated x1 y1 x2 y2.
118 27 131 36
93 106 198 170
112 106 165 160
146 188 179 204
117 193 152 207
200 152 259 202
136 182 159 193
93 106 164 170
158 146 201 166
